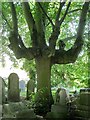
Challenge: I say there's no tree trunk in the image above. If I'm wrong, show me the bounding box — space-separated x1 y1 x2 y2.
34 56 54 115
36 56 51 92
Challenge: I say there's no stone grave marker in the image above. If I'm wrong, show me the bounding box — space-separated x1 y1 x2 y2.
0 105 2 118
19 80 25 92
27 80 35 100
80 88 90 106
0 77 6 104
55 88 69 105
59 88 69 105
8 73 20 102
46 88 70 119
72 88 90 120
0 77 3 105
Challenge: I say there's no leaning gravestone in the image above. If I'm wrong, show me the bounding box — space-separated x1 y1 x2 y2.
8 73 20 102
27 80 35 100
19 80 25 92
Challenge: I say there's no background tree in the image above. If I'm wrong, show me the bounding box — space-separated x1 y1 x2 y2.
2 2 89 114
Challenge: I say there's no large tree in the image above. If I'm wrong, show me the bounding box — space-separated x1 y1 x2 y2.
2 1 89 113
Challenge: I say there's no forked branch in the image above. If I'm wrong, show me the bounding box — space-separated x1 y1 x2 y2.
51 2 89 65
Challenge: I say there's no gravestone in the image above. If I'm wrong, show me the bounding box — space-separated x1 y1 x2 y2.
55 88 69 105
46 104 68 119
46 88 69 119
0 77 3 105
8 73 20 102
0 77 6 104
0 105 2 118
80 88 90 106
27 80 35 100
55 88 61 103
19 80 25 92
59 88 68 105
72 88 90 120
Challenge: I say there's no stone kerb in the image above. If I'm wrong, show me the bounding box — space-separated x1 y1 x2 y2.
8 73 20 102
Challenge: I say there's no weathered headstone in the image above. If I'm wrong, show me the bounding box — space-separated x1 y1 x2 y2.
8 73 20 102
46 88 70 119
55 88 69 105
72 88 90 120
0 77 6 104
0 105 2 119
59 88 69 105
27 80 35 100
55 88 61 103
19 80 25 92
0 77 3 105
80 88 90 106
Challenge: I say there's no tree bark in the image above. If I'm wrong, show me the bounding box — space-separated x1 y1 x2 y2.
36 56 51 91
34 56 54 115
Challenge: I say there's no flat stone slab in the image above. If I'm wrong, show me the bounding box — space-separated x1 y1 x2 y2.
77 105 90 111
2 102 32 118
74 117 90 120
51 104 68 114
16 109 36 118
74 110 90 118
46 111 68 119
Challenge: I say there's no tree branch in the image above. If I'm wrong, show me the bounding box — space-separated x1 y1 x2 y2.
7 2 40 60
55 2 65 22
38 3 54 28
18 35 26 49
48 2 71 57
2 4 25 49
8 31 35 60
75 2 89 44
60 32 89 42
9 2 18 33
51 2 89 65
22 2 35 32
2 12 12 30
59 2 71 26
22 2 38 47
9 2 30 55
68 8 81 14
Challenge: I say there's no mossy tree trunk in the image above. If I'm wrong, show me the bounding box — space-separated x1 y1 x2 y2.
35 56 54 114
36 56 51 92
